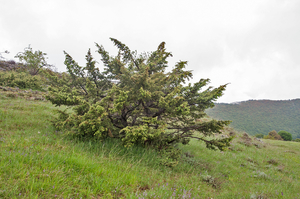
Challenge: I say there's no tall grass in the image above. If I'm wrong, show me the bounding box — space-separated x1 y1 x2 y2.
0 94 300 198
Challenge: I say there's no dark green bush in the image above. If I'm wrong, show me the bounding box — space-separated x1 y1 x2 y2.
294 138 300 142
278 130 292 141
47 38 232 167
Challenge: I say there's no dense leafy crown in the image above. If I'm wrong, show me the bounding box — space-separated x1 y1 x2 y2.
46 38 232 165
15 45 51 75
278 130 292 141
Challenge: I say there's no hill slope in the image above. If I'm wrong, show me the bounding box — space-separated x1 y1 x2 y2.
206 99 300 138
1 91 300 198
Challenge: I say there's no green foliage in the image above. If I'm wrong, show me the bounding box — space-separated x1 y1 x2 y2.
0 70 44 90
264 130 283 140
255 133 264 138
294 138 300 142
278 130 292 141
47 38 232 166
206 99 300 139
15 45 52 75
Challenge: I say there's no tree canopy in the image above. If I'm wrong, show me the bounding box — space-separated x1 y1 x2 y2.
46 38 232 166
15 45 52 75
278 130 292 141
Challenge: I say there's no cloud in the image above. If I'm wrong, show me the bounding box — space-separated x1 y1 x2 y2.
228 0 300 64
209 0 300 102
0 0 299 102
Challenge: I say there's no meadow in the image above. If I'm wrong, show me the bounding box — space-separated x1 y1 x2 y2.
0 89 300 198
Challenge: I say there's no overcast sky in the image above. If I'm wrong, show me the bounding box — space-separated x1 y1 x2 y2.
1 0 299 103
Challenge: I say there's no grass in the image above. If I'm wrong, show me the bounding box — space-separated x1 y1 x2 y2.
0 92 300 198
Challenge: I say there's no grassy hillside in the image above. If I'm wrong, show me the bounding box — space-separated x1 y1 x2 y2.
1 90 300 198
206 99 300 138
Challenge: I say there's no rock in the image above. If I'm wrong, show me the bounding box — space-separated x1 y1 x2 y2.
0 60 24 71
220 134 229 138
34 96 44 101
1 87 12 91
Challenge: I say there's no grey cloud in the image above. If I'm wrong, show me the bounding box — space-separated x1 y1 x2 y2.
0 0 299 103
229 0 300 66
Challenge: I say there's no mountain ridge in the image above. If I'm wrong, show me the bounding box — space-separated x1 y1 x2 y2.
206 98 300 138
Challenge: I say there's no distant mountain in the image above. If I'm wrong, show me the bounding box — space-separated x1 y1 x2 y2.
206 99 300 138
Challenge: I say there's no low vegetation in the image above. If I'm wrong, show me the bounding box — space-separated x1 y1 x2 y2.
1 94 300 198
263 130 283 141
0 70 45 91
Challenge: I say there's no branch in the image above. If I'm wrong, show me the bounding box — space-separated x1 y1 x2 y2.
107 114 124 129
152 108 166 118
79 84 88 95
123 100 142 118
110 38 140 70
